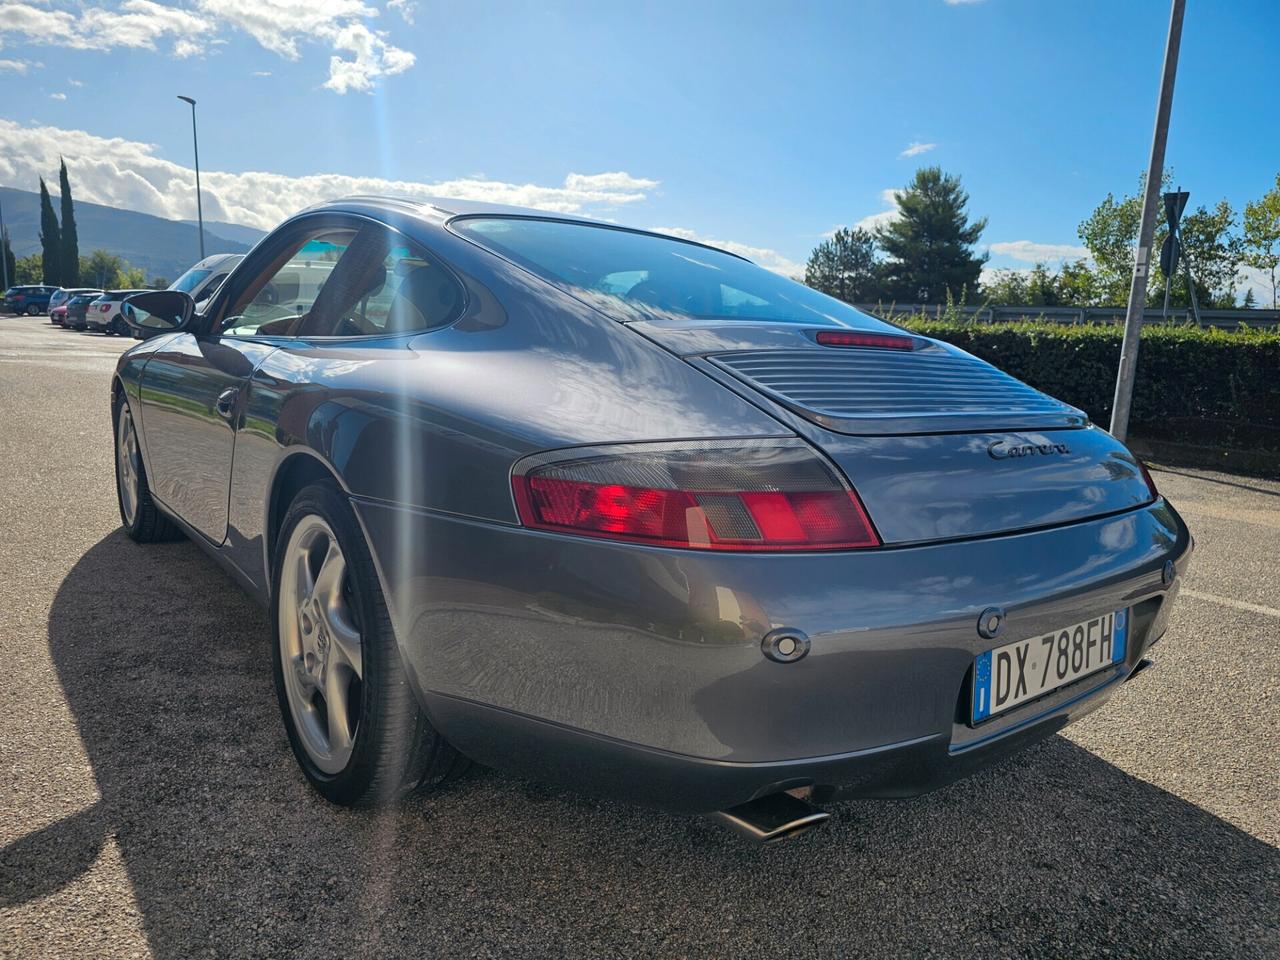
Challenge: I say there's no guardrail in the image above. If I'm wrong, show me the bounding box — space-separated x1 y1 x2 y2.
854 303 1280 329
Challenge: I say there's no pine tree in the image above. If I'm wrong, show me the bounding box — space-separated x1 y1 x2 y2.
875 167 988 303
803 227 881 302
59 158 80 287
38 178 62 286
1242 287 1257 309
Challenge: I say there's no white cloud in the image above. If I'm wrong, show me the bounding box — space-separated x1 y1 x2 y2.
386 0 414 23
0 0 414 93
68 78 83 86
900 141 936 158
49 92 66 100
0 119 661 231
0 58 41 73
1238 264 1276 308
944 0 986 5
988 240 1091 264
252 69 272 76
652 226 804 278
855 188 901 232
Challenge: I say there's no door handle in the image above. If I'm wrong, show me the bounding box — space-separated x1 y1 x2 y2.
215 387 240 422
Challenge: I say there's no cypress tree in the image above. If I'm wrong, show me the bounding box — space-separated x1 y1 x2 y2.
1 228 15 290
38 178 62 286
59 158 80 287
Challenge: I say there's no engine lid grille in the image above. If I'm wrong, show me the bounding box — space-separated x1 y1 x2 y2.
710 346 1086 436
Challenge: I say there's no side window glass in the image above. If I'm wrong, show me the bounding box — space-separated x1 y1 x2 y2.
222 233 348 336
221 222 463 338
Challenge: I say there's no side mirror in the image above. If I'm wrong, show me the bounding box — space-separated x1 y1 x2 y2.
122 290 195 337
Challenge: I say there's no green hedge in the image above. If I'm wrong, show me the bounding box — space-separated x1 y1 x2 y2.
898 320 1280 451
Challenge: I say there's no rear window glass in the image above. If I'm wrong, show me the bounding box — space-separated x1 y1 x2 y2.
452 217 893 329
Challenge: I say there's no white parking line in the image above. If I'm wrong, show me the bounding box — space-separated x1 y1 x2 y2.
1182 589 1280 619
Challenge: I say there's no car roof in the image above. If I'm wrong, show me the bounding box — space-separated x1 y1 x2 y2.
297 195 751 264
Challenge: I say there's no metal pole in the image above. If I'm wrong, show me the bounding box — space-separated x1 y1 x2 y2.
1109 0 1185 442
178 95 205 260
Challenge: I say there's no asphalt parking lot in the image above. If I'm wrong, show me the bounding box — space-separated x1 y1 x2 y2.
1 315 1276 959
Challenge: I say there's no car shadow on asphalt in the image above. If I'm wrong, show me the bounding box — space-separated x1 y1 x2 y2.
7 531 1278 958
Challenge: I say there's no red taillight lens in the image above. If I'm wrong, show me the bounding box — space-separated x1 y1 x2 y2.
101 303 111 311
1137 459 1159 500
512 441 880 551
815 330 916 350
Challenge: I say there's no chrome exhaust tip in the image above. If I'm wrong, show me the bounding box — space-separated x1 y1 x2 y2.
711 792 831 844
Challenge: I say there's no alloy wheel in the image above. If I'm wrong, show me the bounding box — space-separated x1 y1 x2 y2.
278 516 364 774
116 406 141 527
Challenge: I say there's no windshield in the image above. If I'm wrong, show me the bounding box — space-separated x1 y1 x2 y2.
452 217 893 329
170 268 213 294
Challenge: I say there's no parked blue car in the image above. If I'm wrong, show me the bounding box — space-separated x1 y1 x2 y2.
4 285 57 315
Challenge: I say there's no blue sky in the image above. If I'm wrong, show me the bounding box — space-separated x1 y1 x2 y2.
0 0 1276 287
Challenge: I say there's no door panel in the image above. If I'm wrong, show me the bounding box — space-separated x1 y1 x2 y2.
138 334 277 542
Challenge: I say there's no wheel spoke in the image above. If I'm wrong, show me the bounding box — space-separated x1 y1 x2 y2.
326 609 363 679
324 666 355 754
313 540 346 608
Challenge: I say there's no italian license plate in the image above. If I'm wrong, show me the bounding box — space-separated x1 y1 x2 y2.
972 609 1128 722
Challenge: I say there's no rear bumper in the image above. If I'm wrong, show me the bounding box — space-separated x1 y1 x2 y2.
355 497 1191 812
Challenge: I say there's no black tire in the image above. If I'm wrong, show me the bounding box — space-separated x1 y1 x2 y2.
271 481 467 807
26 304 40 316
113 397 182 543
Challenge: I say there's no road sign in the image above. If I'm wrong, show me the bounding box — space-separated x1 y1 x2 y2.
1160 233 1180 278
1164 190 1189 229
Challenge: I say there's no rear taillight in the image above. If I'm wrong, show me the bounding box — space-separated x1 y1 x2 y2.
815 330 916 350
512 440 879 551
100 303 111 312
1137 459 1159 500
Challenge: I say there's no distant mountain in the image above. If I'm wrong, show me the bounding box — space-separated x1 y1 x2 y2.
182 219 268 248
0 186 256 282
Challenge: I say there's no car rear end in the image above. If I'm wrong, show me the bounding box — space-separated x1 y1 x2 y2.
67 293 102 330
84 294 116 332
87 290 145 334
4 286 30 314
388 216 1193 813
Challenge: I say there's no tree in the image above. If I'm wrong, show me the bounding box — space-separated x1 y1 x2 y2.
1170 199 1244 309
38 178 62 286
1243 172 1280 309
1 227 15 290
1242 287 1257 309
1078 174 1243 309
58 158 80 287
982 263 1066 307
81 249 128 289
1056 259 1101 306
875 167 987 303
804 227 881 302
15 254 43 284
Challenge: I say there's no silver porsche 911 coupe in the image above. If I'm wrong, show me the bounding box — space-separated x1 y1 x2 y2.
115 196 1191 842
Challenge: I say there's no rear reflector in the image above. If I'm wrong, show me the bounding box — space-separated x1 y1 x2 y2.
815 330 916 350
512 440 880 551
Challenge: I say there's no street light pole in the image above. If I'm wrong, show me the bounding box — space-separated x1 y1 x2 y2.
1109 0 1185 442
177 95 206 261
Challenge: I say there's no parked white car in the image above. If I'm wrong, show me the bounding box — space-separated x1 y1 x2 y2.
85 290 149 335
169 253 244 306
